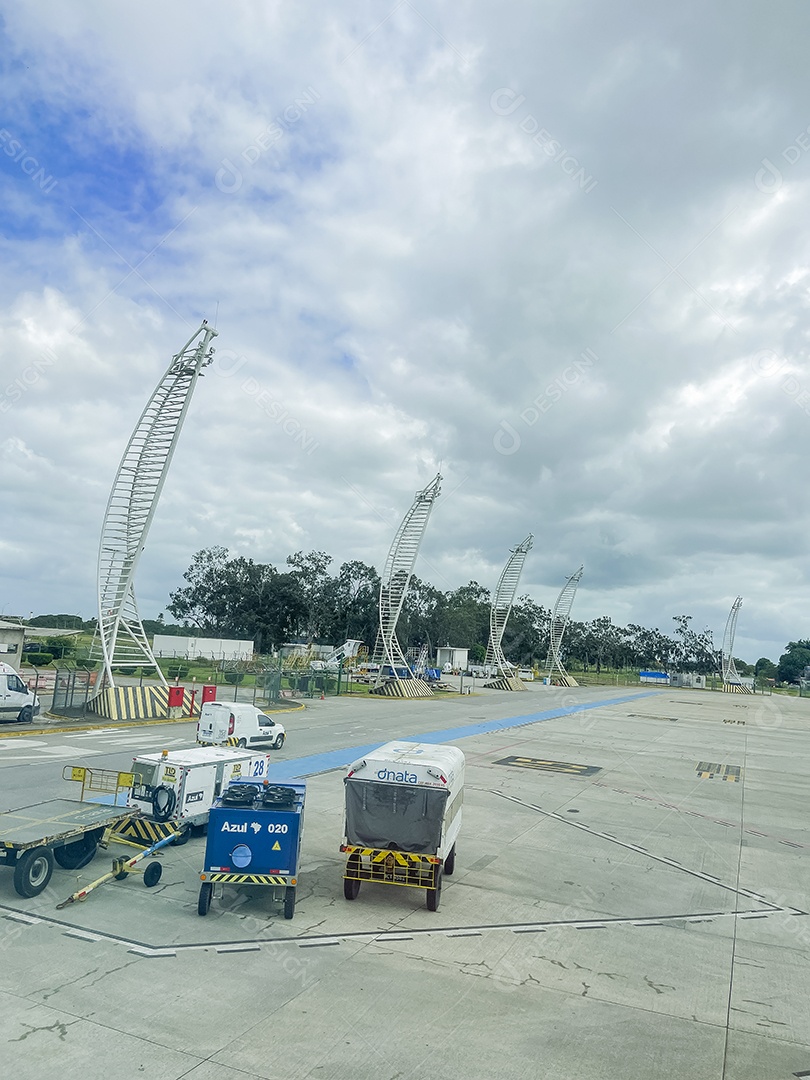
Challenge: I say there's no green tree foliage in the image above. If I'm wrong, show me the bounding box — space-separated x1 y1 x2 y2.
777 641 810 683
27 614 83 629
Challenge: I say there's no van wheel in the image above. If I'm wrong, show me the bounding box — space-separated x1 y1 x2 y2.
274 733 285 750
237 738 247 748
18 706 33 724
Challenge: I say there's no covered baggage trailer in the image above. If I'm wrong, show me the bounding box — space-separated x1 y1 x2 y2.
0 800 136 897
198 780 306 920
341 741 464 911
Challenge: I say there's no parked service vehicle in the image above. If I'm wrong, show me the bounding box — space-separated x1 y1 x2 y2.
129 747 274 830
197 702 286 749
341 741 464 912
198 779 306 920
0 661 40 724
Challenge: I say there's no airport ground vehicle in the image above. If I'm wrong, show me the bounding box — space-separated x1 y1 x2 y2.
341 741 464 911
0 800 135 897
197 702 286 749
198 780 306 919
0 661 40 723
128 747 273 833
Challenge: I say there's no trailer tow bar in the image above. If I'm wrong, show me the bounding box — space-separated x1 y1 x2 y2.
56 831 177 909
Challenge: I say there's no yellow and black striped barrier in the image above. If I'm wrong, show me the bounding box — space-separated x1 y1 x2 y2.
203 873 290 886
87 686 173 721
114 818 184 844
342 846 437 888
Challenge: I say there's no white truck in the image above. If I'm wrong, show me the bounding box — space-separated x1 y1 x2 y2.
340 741 464 911
0 662 40 724
197 701 286 749
128 746 274 832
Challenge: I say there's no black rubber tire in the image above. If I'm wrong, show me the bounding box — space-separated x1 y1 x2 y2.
143 861 163 888
172 824 192 846
114 868 129 881
444 845 456 876
53 837 98 870
343 855 361 900
274 733 285 750
18 705 33 724
237 738 247 748
283 886 296 920
151 784 177 823
197 881 213 916
426 867 443 912
13 847 54 898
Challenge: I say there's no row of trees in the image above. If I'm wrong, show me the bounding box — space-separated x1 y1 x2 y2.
27 550 807 681
161 547 782 677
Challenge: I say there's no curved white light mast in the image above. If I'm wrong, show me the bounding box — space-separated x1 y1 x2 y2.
545 565 584 686
95 321 218 691
721 596 751 692
374 472 442 692
486 534 534 676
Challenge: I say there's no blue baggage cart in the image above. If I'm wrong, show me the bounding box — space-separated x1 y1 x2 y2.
198 780 305 919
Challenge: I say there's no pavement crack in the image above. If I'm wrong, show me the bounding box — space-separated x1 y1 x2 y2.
11 1019 78 1042
644 976 675 995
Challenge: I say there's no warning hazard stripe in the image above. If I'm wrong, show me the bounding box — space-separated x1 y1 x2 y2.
114 818 182 843
207 873 289 885
343 847 436 865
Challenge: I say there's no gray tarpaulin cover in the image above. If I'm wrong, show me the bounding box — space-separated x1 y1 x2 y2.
344 779 449 853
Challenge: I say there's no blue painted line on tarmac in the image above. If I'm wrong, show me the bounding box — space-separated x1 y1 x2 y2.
264 689 663 781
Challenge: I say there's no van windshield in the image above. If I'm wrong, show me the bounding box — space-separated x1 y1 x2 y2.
344 779 448 853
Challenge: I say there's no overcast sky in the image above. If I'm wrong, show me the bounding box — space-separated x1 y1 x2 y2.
1 1 809 662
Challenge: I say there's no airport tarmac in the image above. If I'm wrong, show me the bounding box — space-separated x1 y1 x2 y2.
0 683 807 1080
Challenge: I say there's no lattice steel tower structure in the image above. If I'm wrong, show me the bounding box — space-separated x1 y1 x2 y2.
485 534 533 689
94 321 218 692
372 472 442 696
545 566 584 686
721 596 752 693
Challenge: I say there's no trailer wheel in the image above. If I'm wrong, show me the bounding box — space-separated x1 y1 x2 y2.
197 882 213 916
53 836 98 870
143 861 163 888
343 854 361 900
426 867 443 912
283 886 296 920
13 847 54 898
172 824 192 846
444 845 456 876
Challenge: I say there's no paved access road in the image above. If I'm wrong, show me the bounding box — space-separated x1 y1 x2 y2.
0 684 808 1080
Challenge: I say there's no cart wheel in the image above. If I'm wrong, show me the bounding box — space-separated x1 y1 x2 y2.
283 886 296 920
173 824 192 846
343 854 361 900
54 836 98 870
198 881 213 916
444 844 456 876
426 867 443 912
13 847 54 898
143 861 163 888
114 869 129 881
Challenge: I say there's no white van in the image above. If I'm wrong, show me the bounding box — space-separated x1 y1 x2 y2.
197 701 286 749
0 662 40 724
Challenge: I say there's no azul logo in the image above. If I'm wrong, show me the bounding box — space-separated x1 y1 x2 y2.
221 821 248 833
376 769 418 783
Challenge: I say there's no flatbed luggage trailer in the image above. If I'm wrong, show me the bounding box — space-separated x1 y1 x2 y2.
198 780 306 920
341 742 464 912
0 800 138 898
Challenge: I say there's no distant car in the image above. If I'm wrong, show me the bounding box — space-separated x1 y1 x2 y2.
0 662 40 724
197 701 285 749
